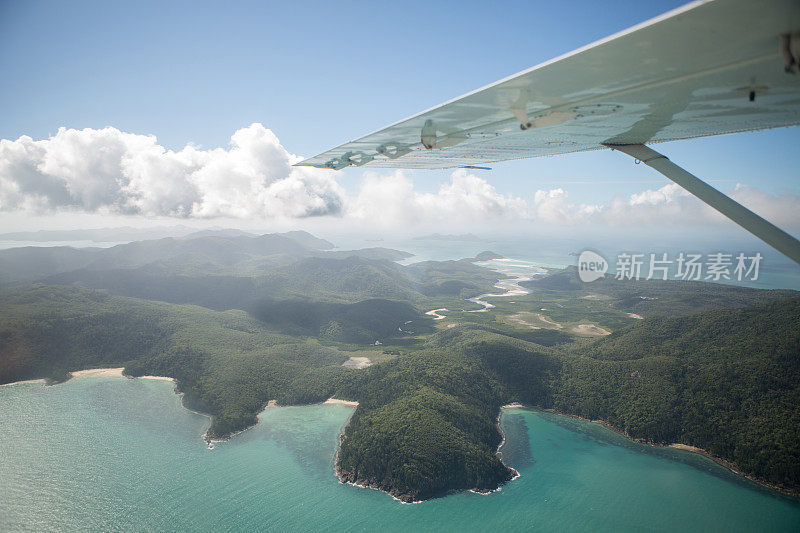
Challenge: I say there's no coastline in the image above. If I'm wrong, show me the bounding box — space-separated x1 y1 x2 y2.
485 404 521 493
334 423 427 504
330 399 424 503
205 397 358 445
0 366 218 446
332 396 424 504
11 371 792 502
333 403 520 504
2 367 176 386
323 398 359 407
501 404 800 500
50 368 255 446
71 368 126 378
137 375 177 382
0 378 46 387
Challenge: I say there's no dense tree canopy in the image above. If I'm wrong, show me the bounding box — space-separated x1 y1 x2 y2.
1 234 798 501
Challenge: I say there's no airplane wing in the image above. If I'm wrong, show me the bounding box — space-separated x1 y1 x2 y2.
296 0 800 170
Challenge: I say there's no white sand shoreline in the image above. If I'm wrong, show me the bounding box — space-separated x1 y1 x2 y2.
137 375 176 382
323 397 359 407
0 378 46 387
2 371 356 453
497 403 798 498
71 367 176 382
71 367 125 378
2 367 177 387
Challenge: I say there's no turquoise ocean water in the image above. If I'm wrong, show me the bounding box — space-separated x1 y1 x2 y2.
1 377 798 532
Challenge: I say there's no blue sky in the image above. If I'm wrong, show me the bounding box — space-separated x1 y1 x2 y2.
0 0 798 233
3 0 695 155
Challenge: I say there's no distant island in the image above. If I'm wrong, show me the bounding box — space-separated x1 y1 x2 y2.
413 233 489 242
473 251 504 261
1 231 799 502
0 225 208 243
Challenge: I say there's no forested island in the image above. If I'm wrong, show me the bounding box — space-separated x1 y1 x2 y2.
1 230 799 502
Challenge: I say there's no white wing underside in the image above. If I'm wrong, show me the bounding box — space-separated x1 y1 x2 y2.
297 0 800 170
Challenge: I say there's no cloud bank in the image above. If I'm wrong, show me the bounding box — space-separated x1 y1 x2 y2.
2 124 798 231
0 124 343 218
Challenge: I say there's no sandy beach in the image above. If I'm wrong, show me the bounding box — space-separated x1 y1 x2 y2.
71 368 175 382
3 367 176 387
0 378 46 387
71 367 125 378
668 443 705 453
499 403 798 498
324 398 359 407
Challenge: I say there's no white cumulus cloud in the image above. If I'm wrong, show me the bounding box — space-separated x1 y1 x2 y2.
0 124 344 218
531 187 602 225
2 124 798 233
600 182 800 229
349 169 531 228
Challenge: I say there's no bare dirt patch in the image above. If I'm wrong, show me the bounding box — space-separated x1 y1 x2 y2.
505 312 563 330
570 324 611 336
342 357 373 369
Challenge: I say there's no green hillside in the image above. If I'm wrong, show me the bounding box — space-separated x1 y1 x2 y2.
0 285 351 437
1 236 799 502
